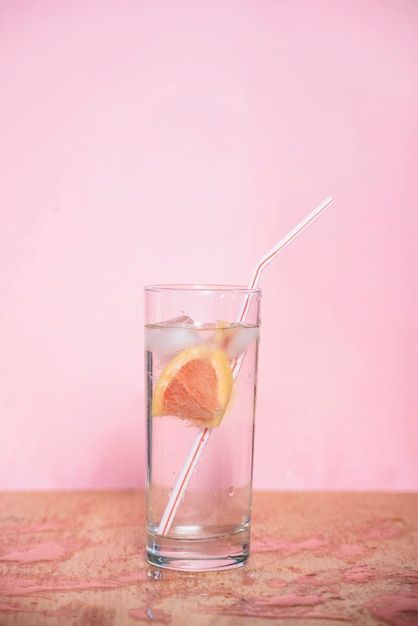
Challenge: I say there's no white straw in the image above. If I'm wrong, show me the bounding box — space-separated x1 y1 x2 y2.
157 195 335 535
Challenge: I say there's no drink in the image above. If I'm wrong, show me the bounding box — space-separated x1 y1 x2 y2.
143 200 334 571
144 286 261 571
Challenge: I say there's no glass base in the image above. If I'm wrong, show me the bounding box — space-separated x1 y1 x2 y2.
146 527 250 572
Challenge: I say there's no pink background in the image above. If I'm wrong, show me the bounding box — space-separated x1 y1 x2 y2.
1 0 417 492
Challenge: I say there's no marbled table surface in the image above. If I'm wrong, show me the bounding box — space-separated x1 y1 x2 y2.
0 490 417 625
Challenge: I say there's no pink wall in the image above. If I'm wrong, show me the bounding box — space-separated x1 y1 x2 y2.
1 0 417 491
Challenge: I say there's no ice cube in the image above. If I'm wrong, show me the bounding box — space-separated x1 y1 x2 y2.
223 325 259 360
146 315 202 363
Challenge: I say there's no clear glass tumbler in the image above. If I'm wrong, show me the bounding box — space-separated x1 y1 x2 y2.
145 284 261 571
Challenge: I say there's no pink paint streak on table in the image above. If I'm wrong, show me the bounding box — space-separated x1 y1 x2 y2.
0 491 417 625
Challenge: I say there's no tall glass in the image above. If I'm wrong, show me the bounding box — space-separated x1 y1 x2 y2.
145 285 261 571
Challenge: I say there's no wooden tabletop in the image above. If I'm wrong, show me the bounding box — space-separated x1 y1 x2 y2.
0 490 417 625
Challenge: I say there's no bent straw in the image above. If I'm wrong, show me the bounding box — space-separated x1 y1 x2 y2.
157 195 335 535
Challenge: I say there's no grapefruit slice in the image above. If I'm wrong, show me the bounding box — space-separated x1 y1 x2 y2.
152 344 233 427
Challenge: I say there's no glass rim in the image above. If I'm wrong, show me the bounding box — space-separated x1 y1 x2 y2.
144 283 261 294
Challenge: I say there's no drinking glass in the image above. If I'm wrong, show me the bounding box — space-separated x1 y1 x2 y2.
145 284 261 571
